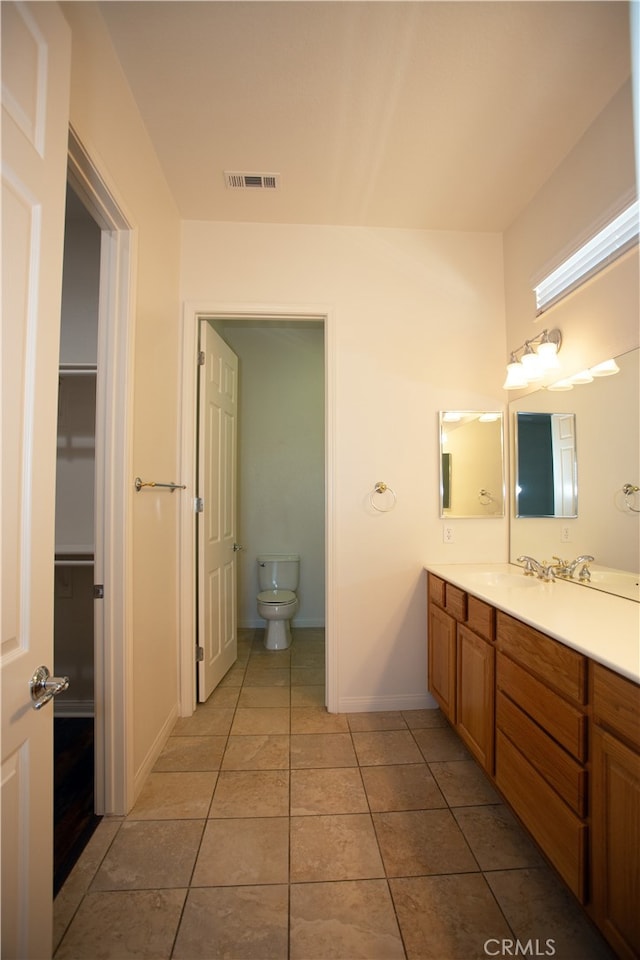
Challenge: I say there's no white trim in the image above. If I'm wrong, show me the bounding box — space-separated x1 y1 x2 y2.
338 693 437 713
178 302 337 715
533 194 639 313
67 128 136 815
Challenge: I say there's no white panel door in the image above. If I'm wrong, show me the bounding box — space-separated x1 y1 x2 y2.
197 323 238 701
1 3 71 957
552 413 577 516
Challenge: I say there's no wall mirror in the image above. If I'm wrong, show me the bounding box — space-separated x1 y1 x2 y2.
509 347 639 598
515 412 577 517
439 411 505 518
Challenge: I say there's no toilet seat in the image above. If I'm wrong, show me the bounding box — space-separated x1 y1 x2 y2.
257 589 296 604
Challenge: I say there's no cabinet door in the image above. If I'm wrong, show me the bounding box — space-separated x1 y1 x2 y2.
428 604 456 721
457 624 494 773
591 725 640 960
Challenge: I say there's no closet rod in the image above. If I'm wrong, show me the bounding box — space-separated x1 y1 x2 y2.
59 363 97 375
54 558 95 567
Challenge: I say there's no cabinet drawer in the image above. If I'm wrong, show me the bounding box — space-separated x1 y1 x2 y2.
497 690 586 816
496 730 587 903
428 574 446 608
467 595 494 642
592 662 640 752
445 583 467 622
497 652 586 762
497 612 586 704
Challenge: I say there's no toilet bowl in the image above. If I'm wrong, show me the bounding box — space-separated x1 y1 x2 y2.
256 554 299 650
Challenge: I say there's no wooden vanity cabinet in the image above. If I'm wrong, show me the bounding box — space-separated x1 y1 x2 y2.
427 575 495 772
495 612 588 902
426 570 640 956
590 662 640 960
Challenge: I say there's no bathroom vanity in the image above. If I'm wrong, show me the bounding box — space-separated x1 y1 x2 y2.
425 563 640 960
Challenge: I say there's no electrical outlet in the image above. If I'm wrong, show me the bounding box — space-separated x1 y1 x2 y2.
560 526 571 543
443 526 455 543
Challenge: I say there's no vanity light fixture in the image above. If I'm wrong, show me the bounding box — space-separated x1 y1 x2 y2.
502 328 562 390
547 378 574 392
570 369 594 385
590 358 620 377
547 356 621 390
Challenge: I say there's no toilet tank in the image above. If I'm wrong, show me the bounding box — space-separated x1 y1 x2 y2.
257 554 299 591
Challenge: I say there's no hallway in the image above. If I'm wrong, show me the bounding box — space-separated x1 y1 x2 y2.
53 628 611 959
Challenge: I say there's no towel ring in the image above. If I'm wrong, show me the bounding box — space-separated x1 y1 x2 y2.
622 483 640 513
369 481 397 512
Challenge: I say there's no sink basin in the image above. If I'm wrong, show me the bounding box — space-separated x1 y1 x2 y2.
465 571 539 589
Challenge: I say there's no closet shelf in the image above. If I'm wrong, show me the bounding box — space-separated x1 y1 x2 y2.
55 547 94 565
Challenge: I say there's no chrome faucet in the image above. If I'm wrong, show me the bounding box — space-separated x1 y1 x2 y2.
517 556 556 582
553 555 595 580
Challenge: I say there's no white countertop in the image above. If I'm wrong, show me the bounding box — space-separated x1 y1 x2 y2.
425 562 640 685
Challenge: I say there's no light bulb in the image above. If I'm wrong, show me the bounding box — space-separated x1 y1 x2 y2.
536 340 561 370
520 348 544 381
502 362 528 390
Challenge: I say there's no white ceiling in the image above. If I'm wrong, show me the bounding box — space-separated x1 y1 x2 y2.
98 1 631 232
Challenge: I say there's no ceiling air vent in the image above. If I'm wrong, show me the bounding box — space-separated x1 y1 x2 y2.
224 171 280 190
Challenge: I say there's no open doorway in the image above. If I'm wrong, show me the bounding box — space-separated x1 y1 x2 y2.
211 319 325 625
57 126 136 825
53 184 102 893
179 309 335 716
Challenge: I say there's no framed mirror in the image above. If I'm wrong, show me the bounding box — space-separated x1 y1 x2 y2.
439 411 505 518
515 412 577 517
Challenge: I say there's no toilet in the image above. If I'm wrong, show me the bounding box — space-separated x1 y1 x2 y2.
256 554 300 650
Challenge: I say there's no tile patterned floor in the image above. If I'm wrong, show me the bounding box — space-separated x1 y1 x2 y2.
54 628 614 960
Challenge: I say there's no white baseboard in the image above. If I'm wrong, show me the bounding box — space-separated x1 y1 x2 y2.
335 692 438 714
132 702 179 805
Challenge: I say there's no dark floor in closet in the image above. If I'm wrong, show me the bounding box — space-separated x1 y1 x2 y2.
54 717 101 897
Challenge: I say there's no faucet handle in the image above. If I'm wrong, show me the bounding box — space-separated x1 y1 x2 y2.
578 559 593 582
517 556 536 576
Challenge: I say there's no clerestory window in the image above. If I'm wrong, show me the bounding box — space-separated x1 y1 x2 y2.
534 198 639 314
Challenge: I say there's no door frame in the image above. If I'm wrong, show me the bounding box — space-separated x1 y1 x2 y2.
67 127 135 814
178 303 337 715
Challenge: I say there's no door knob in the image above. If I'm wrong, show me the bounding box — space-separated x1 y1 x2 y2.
233 543 244 552
29 665 69 711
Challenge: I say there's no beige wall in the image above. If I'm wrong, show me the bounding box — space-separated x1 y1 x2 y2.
503 79 638 375
62 3 182 789
182 222 507 711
